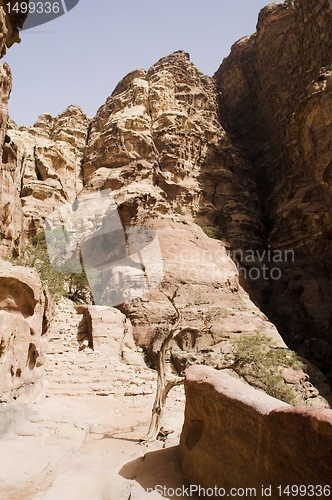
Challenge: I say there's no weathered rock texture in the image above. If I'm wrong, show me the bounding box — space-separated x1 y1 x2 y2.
0 2 28 257
1 1 332 406
0 261 52 402
55 48 328 406
0 1 27 57
179 365 332 499
77 304 145 365
215 0 332 382
0 105 89 254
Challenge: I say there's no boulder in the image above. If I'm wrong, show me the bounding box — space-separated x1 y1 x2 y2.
0 260 52 401
179 365 332 499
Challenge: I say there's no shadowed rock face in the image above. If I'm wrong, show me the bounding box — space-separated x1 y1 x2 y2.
215 0 332 382
179 365 332 498
75 49 330 406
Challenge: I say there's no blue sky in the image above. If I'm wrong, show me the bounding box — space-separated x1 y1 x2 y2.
4 0 271 126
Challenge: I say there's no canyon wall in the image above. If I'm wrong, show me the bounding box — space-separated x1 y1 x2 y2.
0 3 54 401
215 0 332 383
179 365 332 499
1 0 332 404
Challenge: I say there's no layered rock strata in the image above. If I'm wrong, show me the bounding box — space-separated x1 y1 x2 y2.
75 50 329 406
0 2 27 257
215 0 332 381
0 261 52 401
0 105 89 254
179 365 332 499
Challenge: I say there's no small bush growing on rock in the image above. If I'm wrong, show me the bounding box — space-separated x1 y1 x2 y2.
195 220 219 239
10 231 99 303
231 333 303 404
174 206 185 215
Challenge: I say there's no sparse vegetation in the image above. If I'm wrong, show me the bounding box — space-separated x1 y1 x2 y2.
174 206 185 215
9 231 99 303
195 219 219 239
230 333 303 404
202 226 219 239
78 146 85 153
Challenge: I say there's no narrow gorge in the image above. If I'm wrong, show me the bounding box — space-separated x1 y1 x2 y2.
0 0 332 498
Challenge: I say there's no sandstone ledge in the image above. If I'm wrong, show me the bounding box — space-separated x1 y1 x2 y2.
179 365 332 499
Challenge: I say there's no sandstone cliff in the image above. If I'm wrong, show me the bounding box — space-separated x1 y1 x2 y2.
0 261 52 402
1 0 332 496
215 0 332 384
0 0 331 410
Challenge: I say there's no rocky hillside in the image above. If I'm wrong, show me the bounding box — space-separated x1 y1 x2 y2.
215 0 332 382
1 0 332 405
0 0 332 496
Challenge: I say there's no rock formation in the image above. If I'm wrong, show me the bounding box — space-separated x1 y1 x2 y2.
179 365 332 499
215 0 332 383
0 261 52 401
0 0 332 496
73 48 328 406
0 2 28 257
4 105 89 242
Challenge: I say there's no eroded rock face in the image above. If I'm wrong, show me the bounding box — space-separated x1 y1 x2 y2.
179 366 332 498
215 0 332 382
0 261 52 402
84 51 262 250
76 50 330 406
80 52 276 375
0 1 28 57
0 2 28 257
0 105 89 250
77 304 145 366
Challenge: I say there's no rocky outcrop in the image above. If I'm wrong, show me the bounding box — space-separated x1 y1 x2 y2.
179 365 332 499
0 1 28 57
67 49 329 406
81 51 265 356
0 261 52 402
84 51 262 250
215 0 332 382
0 2 27 257
77 304 145 365
0 105 89 252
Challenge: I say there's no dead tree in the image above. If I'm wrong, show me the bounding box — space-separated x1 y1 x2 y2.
144 288 187 442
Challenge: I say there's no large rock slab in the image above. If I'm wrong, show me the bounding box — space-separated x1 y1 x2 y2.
179 365 332 499
77 304 146 366
0 261 52 401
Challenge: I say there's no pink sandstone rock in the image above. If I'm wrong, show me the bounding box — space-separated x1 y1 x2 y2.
179 365 332 499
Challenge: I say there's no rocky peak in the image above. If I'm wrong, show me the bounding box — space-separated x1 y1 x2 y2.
30 112 55 138
52 104 90 148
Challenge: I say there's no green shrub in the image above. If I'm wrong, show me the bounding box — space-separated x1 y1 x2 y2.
200 226 218 239
11 231 99 303
231 333 303 404
78 146 85 153
174 206 185 215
